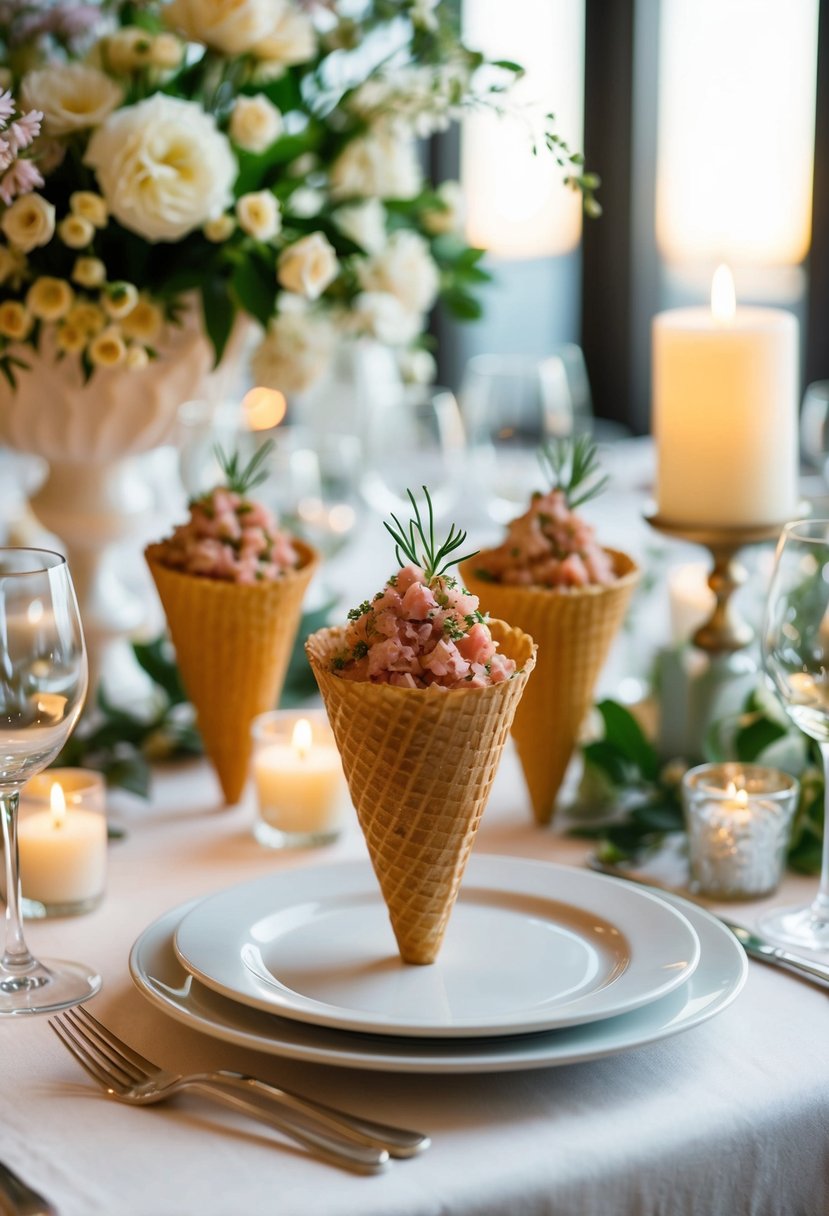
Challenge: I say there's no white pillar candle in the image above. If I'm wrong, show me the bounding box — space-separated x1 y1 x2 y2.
653 265 799 527
253 716 343 837
18 781 107 907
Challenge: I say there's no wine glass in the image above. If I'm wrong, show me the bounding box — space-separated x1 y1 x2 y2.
799 381 829 478
359 385 466 521
0 548 97 1014
762 518 829 952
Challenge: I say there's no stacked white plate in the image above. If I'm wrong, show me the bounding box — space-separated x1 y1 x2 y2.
129 855 747 1073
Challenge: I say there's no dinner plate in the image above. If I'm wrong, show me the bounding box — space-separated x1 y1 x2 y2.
172 857 700 1038
130 889 747 1074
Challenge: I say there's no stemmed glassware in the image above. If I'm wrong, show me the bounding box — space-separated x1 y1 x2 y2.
0 548 98 1014
762 519 829 952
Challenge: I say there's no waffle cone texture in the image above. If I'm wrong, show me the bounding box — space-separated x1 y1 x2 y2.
460 551 639 826
306 619 536 965
146 540 319 805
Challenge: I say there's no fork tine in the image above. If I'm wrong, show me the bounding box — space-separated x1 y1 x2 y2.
68 1006 153 1084
50 1015 128 1094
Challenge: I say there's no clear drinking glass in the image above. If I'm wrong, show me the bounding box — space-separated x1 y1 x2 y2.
0 548 98 1013
761 518 829 951
799 381 829 478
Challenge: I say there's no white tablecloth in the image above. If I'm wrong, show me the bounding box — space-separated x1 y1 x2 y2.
1 746 828 1216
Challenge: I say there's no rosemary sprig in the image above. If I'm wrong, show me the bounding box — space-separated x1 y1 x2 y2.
538 434 609 509
214 439 274 496
384 486 478 581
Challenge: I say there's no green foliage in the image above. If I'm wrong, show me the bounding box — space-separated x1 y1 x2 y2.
214 438 274 496
539 434 609 509
384 486 478 581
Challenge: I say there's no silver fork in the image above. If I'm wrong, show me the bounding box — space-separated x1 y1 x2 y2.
50 1005 429 1171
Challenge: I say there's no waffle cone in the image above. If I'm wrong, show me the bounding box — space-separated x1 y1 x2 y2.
146 540 319 805
460 551 639 826
306 620 536 964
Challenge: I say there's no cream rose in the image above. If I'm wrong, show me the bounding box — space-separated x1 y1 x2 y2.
333 199 387 254
0 300 33 341
277 232 339 301
125 345 150 371
85 95 236 242
58 214 95 250
422 180 464 236
72 257 107 289
56 321 87 355
250 310 334 394
230 95 283 154
0 245 26 288
356 231 439 314
70 192 108 229
89 325 127 368
26 277 74 322
351 291 421 346
330 125 421 200
150 33 184 71
203 215 236 242
103 282 139 320
21 64 123 136
67 302 106 335
103 27 155 73
254 5 316 66
236 191 280 241
164 0 276 55
1 193 55 253
121 297 163 343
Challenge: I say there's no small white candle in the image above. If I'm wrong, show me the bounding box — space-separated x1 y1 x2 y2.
253 717 343 837
18 781 107 907
653 265 799 527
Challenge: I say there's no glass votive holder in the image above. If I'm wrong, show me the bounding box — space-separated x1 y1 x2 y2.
16 768 107 917
681 762 799 899
251 710 346 849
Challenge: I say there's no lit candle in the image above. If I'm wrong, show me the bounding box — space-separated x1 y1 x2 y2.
252 713 344 847
18 777 107 911
653 265 799 527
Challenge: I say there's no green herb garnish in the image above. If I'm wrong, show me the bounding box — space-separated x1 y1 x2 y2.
384 486 478 581
214 439 274 496
538 434 609 509
347 600 372 621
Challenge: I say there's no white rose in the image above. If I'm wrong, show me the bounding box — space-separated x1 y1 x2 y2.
21 64 123 136
164 0 276 55
333 199 387 254
250 311 334 394
277 232 339 301
330 124 421 200
422 180 464 236
254 5 316 65
352 291 422 346
356 231 439 315
236 190 280 241
398 346 437 385
1 193 55 252
85 95 236 242
229 94 283 154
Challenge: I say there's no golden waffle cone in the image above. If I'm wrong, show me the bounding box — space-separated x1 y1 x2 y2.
146 540 319 805
306 619 536 965
460 551 639 826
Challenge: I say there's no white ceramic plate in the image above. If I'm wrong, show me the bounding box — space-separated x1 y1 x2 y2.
130 888 747 1074
172 857 700 1038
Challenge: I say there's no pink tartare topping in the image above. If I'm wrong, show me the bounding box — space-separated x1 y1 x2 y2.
334 564 516 689
157 486 299 585
474 488 616 588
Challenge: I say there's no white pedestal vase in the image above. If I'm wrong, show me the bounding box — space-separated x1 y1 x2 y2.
0 310 244 698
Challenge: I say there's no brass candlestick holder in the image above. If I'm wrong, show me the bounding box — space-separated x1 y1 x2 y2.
646 513 785 656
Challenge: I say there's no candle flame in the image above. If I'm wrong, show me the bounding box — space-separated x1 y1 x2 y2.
242 386 286 431
50 781 66 829
725 781 749 809
711 264 736 323
292 718 313 760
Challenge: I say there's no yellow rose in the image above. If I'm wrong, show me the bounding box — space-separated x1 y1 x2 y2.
67 301 106 335
203 214 235 243
0 301 33 340
0 245 27 288
70 192 108 229
150 33 184 70
89 325 126 368
72 257 106 289
25 276 74 322
103 282 139 320
235 191 280 241
121 297 162 343
229 94 283 154
21 64 123 136
56 322 88 354
104 27 155 74
1 193 55 253
58 215 95 250
277 231 339 301
125 344 150 371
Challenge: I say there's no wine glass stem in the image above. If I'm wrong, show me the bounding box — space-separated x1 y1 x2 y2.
815 744 829 924
0 790 34 971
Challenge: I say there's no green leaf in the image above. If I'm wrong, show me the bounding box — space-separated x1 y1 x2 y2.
581 740 638 788
102 754 151 799
732 716 788 762
441 286 483 321
595 699 659 781
200 277 235 365
230 257 276 329
133 637 188 706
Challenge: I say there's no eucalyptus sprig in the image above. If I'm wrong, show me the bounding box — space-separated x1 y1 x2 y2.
384 486 478 581
214 439 274 497
539 434 609 510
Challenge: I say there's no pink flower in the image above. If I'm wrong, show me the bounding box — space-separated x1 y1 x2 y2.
0 157 44 205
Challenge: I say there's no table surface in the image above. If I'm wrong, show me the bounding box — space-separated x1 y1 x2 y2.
2 463 828 1216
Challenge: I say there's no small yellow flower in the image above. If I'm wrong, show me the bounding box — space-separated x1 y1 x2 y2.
67 301 106 335
0 300 33 340
103 281 139 320
88 325 126 368
150 33 183 70
203 214 236 243
125 344 149 371
55 321 87 354
72 257 106 289
120 297 162 343
0 246 27 289
69 192 108 229
104 27 154 74
235 191 280 241
25 276 74 322
58 214 95 250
